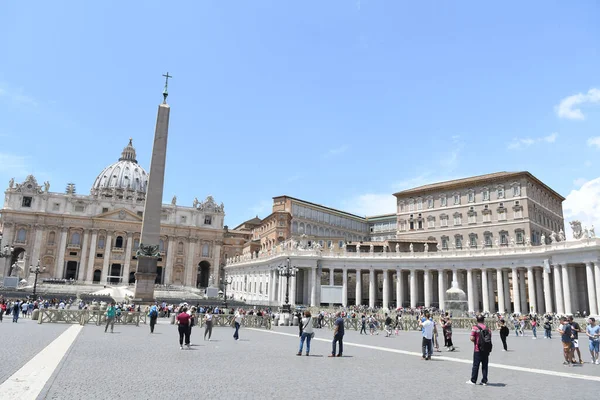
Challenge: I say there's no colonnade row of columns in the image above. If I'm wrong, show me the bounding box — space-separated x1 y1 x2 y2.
229 261 600 315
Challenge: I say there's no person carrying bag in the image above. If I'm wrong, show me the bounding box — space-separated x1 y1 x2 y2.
297 311 314 356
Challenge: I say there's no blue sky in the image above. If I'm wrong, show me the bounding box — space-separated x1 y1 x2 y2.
1 1 599 228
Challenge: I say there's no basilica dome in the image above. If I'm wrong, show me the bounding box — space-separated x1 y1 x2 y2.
91 139 148 195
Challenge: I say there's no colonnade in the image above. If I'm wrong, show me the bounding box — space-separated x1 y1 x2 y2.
228 261 600 315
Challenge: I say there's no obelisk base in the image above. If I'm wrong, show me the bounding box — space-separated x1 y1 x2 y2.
134 255 158 302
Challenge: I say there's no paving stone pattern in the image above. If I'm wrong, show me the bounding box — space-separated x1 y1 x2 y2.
1 319 599 399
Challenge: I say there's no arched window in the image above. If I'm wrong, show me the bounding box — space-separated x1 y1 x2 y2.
115 236 124 248
71 232 81 245
16 229 26 243
177 241 184 254
202 244 209 257
98 236 105 249
47 231 56 245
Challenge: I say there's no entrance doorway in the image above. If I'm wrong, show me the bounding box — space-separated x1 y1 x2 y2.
129 271 136 284
93 269 101 283
155 266 163 284
8 247 25 277
109 264 122 283
65 261 78 280
197 261 211 288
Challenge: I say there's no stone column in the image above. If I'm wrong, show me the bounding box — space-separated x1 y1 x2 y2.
438 270 446 310
86 230 98 282
466 269 475 312
595 262 600 314
496 269 505 313
78 230 90 281
527 266 537 314
511 267 521 314
329 268 334 286
472 271 480 311
487 272 495 312
561 264 572 314
503 270 511 312
310 267 317 306
586 262 598 315
535 269 544 313
164 237 175 285
0 223 14 278
542 267 552 313
553 265 564 314
30 225 44 276
369 269 376 309
410 269 417 308
290 273 297 305
481 268 490 313
184 239 196 287
267 270 274 303
55 228 68 279
382 269 390 310
122 233 133 285
423 270 431 308
519 269 527 313
355 269 362 306
342 269 348 307
101 232 113 284
397 269 404 308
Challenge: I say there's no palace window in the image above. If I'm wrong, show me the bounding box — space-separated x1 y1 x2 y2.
47 231 56 245
498 210 507 221
399 202 405 212
441 236 449 250
513 184 521 197
416 199 423 211
102 207 109 213
455 235 463 249
482 188 490 201
16 229 27 243
440 215 448 227
514 209 523 219
497 186 505 199
408 200 415 212
468 213 477 224
22 196 32 208
427 198 434 209
202 244 210 257
500 231 508 246
338 240 344 249
484 233 492 247
115 235 123 248
516 231 524 244
74 205 85 212
98 236 105 249
468 191 475 203
427 218 435 228
440 195 447 207
71 232 81 246
453 213 462 226
454 193 461 205
469 234 477 248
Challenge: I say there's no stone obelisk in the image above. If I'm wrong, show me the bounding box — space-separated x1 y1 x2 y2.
134 73 172 302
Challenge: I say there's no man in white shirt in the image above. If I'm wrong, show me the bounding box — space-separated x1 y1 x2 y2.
419 312 434 360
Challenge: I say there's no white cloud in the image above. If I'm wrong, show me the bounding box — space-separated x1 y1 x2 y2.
563 177 600 239
573 177 588 187
508 133 558 150
0 84 38 107
324 145 349 157
555 88 600 120
340 193 396 217
587 137 600 149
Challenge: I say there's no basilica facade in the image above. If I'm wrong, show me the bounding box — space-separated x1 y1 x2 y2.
0 139 225 287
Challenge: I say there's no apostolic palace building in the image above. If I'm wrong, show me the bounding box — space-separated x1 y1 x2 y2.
224 172 600 317
0 139 225 288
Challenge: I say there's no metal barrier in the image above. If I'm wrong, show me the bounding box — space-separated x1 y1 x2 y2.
37 309 147 326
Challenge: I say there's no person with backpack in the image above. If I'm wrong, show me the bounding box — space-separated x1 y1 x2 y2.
543 316 552 339
149 304 159 333
498 319 510 351
467 314 492 385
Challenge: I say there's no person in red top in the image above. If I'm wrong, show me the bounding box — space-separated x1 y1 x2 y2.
468 314 492 385
176 307 191 350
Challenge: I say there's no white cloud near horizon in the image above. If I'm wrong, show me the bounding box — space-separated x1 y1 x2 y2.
587 136 600 149
508 133 558 150
563 176 600 239
555 88 600 120
324 145 349 157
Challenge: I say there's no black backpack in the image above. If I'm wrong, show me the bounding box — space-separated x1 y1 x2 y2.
478 325 493 353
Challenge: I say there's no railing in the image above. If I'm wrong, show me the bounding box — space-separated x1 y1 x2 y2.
195 314 271 329
226 238 600 266
37 309 147 326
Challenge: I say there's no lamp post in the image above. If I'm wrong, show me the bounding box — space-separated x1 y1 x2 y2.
29 260 45 298
0 232 15 279
278 257 298 314
222 274 233 309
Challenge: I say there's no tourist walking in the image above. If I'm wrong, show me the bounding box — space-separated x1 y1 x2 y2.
467 315 493 385
149 304 158 333
568 316 584 364
329 311 344 357
12 301 20 323
105 302 116 333
176 306 191 349
531 317 538 339
557 316 574 366
233 309 242 340
498 319 509 351
204 309 213 341
360 314 367 335
419 312 434 360
442 314 455 351
585 317 600 364
384 313 393 337
544 317 552 339
297 311 313 356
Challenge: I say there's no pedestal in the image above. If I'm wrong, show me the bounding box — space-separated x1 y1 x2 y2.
205 287 219 298
3 276 18 289
133 272 157 303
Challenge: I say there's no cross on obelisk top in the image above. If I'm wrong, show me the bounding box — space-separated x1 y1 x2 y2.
162 72 172 103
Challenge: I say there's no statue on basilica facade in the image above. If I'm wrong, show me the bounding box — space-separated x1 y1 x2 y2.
193 197 199 208
44 181 50 193
541 233 546 245
424 243 428 253
395 243 400 253
409 243 414 253
558 229 566 242
590 225 596 238
526 237 531 246
549 231 557 244
9 178 14 189
369 244 374 253
570 220 583 240
583 227 590 239
171 195 177 206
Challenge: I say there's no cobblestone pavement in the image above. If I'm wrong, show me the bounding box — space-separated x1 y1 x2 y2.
1 319 599 399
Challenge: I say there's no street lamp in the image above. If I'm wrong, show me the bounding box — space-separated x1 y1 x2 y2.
222 274 233 309
278 257 298 314
29 260 46 298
